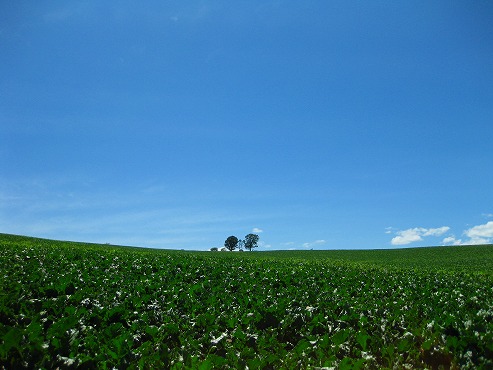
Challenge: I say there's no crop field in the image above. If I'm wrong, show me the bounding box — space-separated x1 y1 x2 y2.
1 233 493 369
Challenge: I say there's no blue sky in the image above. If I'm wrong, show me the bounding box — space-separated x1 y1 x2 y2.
1 1 493 250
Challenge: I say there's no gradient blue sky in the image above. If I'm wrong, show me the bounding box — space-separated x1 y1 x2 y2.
1 1 493 250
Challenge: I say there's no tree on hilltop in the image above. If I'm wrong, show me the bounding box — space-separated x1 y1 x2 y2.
244 233 259 251
224 236 238 251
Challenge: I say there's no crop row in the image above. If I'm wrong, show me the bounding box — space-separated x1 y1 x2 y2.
1 239 493 369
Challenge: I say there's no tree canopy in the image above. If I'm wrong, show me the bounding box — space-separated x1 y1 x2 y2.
244 233 260 251
224 236 239 251
223 234 259 252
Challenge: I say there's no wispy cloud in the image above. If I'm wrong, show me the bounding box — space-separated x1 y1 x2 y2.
391 227 449 245
302 239 326 249
0 177 261 249
258 241 271 248
442 236 463 246
252 227 263 233
394 221 493 246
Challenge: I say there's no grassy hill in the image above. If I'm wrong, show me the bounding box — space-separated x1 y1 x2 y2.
260 245 493 274
1 233 492 368
2 232 493 272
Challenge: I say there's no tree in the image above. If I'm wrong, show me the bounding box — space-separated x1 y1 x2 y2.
237 239 244 251
244 233 259 251
224 236 238 251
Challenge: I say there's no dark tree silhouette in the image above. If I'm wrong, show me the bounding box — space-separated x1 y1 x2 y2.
224 236 239 251
244 233 259 251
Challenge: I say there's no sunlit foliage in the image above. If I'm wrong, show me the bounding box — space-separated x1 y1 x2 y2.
1 234 492 368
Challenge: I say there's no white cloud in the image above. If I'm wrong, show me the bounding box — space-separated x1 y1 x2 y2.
422 226 450 236
465 221 493 238
466 237 490 245
395 222 493 247
391 226 450 245
442 236 462 245
463 221 493 245
391 229 423 245
252 227 263 233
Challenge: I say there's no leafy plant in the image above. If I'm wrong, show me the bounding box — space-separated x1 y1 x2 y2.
1 233 493 368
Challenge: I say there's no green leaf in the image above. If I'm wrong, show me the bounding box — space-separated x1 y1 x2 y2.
339 357 353 370
332 329 349 346
356 331 369 351
422 338 433 351
233 328 246 341
145 325 159 338
1 327 23 356
446 335 459 350
27 321 43 341
294 339 310 354
107 347 118 360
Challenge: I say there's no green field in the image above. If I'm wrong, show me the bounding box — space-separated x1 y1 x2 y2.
1 233 492 369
